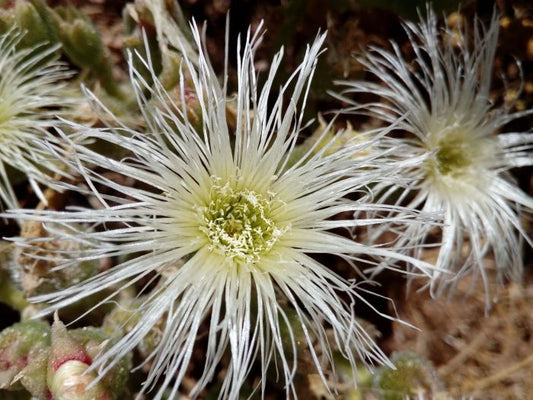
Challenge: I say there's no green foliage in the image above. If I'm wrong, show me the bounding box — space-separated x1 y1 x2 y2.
373 351 444 399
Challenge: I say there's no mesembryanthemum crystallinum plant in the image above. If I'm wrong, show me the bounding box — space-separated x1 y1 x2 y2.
8 23 435 399
0 29 73 209
336 9 533 306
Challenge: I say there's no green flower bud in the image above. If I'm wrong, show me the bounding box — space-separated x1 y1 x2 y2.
0 320 51 397
57 16 104 70
17 346 49 399
27 0 60 43
373 351 444 400
49 360 104 400
51 5 122 98
14 0 54 48
47 317 131 400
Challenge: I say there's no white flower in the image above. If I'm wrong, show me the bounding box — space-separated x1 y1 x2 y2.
9 23 433 399
0 30 73 209
337 9 533 305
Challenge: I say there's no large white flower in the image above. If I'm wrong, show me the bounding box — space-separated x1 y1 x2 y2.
0 30 73 209
9 23 433 399
337 10 533 304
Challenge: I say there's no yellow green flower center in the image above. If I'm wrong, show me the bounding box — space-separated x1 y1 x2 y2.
435 136 471 176
425 126 487 180
198 182 285 264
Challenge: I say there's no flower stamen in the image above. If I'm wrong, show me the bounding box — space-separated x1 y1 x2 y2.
198 181 286 264
435 135 472 176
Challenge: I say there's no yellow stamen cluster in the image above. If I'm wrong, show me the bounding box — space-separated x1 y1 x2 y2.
198 181 286 264
435 135 472 176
